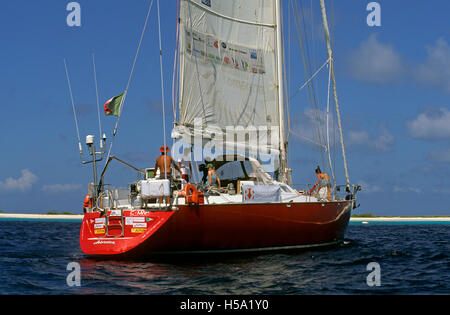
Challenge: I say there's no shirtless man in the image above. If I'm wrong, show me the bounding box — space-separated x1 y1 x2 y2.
154 146 181 179
154 146 181 204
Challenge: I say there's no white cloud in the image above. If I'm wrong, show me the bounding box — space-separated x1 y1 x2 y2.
290 109 335 149
358 181 422 195
414 38 450 93
347 34 404 83
346 36 450 91
348 130 369 145
428 148 450 163
291 110 395 153
393 186 422 194
357 180 382 193
348 124 395 152
373 125 396 152
406 106 450 140
41 184 82 193
432 188 450 195
0 169 38 192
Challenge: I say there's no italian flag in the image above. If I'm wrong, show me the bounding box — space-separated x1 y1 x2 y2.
104 93 124 116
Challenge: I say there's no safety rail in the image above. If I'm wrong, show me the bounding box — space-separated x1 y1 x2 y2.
292 183 361 201
90 182 361 214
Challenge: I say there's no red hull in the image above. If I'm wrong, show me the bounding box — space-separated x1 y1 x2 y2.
80 201 352 257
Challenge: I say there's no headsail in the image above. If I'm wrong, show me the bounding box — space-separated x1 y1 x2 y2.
174 0 286 173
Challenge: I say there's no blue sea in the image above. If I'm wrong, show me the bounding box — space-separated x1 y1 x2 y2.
0 219 449 296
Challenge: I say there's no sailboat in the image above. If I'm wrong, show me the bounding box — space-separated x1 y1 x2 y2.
77 0 359 257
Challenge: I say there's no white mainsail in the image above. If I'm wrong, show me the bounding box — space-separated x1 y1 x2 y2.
174 0 285 171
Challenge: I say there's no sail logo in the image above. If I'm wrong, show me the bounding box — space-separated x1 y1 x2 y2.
244 187 255 201
184 29 266 75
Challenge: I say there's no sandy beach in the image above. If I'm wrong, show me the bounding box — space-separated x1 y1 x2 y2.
0 213 84 220
350 217 450 222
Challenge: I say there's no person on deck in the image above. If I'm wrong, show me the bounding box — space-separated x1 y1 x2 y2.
311 166 332 200
206 163 221 190
154 146 181 204
177 157 191 183
154 146 181 180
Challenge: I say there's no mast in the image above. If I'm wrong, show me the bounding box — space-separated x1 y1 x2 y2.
275 0 287 183
319 0 350 190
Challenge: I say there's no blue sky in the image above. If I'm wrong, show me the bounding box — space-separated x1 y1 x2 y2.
0 0 449 215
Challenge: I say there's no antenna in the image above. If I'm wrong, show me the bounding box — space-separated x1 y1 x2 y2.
92 53 104 152
64 58 84 163
64 57 107 203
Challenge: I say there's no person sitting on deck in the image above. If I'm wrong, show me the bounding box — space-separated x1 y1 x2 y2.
311 166 332 200
205 163 221 191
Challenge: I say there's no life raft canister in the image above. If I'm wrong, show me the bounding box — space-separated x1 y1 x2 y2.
184 184 204 205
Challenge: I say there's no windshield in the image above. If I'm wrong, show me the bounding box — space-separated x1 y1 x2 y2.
210 157 273 186
216 160 252 181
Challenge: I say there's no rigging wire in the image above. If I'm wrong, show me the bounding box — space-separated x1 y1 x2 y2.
172 0 181 122
288 0 345 188
291 0 326 170
299 0 326 170
290 129 327 150
329 0 338 191
289 57 331 101
157 0 167 179
329 0 337 191
319 0 351 189
105 0 155 165
63 58 83 159
287 0 291 140
326 60 336 188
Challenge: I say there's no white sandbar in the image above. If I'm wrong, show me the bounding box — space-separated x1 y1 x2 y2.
0 213 83 220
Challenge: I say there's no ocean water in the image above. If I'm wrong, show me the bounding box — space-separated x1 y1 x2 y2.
0 220 449 295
